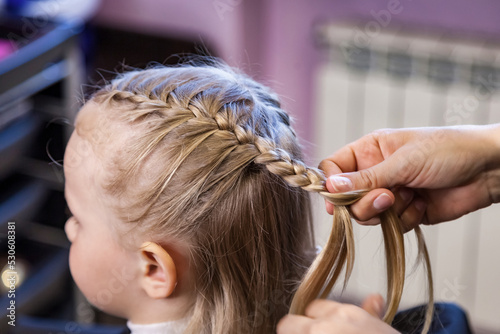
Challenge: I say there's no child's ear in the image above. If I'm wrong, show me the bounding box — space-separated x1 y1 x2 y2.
139 242 177 299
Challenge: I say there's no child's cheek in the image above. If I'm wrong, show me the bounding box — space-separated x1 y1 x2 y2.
68 240 93 301
68 241 82 285
67 238 117 313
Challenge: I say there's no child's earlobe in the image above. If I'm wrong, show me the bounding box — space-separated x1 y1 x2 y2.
139 242 177 299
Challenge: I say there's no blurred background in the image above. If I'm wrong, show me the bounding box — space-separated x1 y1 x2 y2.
0 0 499 333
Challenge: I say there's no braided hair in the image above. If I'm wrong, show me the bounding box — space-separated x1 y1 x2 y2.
85 60 433 333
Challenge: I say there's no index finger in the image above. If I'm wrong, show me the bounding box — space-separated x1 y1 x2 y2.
319 132 388 179
319 145 357 211
318 144 357 179
319 145 357 215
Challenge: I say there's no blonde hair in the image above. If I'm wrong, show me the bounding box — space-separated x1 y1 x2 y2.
85 59 433 333
290 190 434 333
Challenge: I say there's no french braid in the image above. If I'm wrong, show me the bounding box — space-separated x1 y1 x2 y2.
90 62 433 333
252 133 433 329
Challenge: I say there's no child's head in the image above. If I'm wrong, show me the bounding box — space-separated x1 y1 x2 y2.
64 60 320 333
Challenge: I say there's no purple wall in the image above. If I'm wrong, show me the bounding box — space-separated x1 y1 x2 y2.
95 0 500 159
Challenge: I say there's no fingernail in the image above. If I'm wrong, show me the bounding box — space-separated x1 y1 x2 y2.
373 193 393 211
399 188 413 202
329 176 353 192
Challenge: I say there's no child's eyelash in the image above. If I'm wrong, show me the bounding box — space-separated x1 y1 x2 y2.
65 205 78 224
64 203 79 224
67 216 79 226
64 204 72 217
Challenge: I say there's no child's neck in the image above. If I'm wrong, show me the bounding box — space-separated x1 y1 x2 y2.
127 290 194 325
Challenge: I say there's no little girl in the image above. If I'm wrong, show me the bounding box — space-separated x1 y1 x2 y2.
63 58 433 334
63 59 320 334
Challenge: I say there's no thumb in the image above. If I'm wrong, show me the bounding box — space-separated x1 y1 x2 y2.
326 161 395 193
361 294 385 319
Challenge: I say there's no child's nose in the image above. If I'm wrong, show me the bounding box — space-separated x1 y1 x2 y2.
64 217 77 243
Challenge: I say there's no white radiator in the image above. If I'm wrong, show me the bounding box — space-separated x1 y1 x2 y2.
313 22 500 332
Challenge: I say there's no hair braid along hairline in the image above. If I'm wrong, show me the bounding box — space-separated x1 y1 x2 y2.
96 73 433 333
101 87 367 208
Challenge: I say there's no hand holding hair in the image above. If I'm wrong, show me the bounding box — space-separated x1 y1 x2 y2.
320 124 500 231
277 294 399 334
281 124 498 334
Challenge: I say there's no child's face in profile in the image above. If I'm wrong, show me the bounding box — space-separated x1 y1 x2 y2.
63 103 140 318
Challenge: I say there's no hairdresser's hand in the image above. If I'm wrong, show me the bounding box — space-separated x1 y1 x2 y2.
320 124 500 230
277 295 398 334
